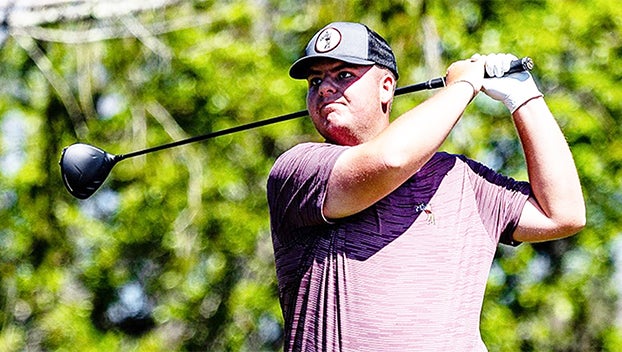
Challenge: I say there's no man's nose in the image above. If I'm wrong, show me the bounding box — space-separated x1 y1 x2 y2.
318 78 337 97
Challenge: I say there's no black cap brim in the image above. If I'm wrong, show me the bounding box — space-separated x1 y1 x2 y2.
289 55 376 79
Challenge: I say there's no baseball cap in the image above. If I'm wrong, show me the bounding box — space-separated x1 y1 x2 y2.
289 22 399 80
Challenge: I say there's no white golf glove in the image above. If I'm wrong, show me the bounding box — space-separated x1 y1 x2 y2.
480 53 543 113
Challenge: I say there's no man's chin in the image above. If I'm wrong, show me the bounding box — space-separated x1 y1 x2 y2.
322 128 358 146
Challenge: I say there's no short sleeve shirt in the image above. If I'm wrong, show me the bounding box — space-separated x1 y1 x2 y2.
267 142 531 351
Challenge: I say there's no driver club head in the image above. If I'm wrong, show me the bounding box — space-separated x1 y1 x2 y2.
59 143 119 199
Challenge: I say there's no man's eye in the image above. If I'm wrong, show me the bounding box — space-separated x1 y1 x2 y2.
309 77 322 87
338 71 353 79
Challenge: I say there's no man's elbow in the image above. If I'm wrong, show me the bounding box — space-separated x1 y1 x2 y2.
567 198 587 233
560 221 586 238
547 192 587 239
524 219 585 243
568 213 587 234
554 210 587 239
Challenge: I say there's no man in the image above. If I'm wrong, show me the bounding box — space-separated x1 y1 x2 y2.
267 22 585 351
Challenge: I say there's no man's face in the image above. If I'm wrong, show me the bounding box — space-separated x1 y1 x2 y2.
305 59 394 146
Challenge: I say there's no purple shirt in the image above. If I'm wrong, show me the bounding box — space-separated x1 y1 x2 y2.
267 142 531 351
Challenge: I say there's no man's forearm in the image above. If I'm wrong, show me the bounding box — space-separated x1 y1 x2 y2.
512 97 586 238
324 81 475 219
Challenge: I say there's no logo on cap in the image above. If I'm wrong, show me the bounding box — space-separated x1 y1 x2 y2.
315 27 341 53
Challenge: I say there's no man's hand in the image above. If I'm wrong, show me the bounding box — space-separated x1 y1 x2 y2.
479 53 543 113
445 56 485 99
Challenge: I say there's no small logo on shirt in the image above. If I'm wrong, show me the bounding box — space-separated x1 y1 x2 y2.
414 202 435 225
424 204 435 225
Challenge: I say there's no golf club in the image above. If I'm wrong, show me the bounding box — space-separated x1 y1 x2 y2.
60 57 533 199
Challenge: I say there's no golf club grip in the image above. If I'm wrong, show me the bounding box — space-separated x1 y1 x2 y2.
395 57 533 96
491 56 534 77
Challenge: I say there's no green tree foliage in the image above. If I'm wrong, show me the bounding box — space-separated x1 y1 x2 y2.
0 0 620 350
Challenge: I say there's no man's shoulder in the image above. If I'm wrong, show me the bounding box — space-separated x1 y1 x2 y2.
279 142 343 157
272 142 347 170
425 152 489 176
417 151 462 175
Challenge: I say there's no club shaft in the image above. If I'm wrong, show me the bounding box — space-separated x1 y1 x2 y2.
116 81 435 160
117 57 532 161
118 109 309 160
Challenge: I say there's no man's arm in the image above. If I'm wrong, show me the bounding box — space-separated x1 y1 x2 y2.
511 97 586 242
323 59 483 219
479 53 585 242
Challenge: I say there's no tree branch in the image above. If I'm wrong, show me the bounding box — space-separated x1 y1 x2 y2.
13 34 88 137
9 13 215 44
2 0 182 28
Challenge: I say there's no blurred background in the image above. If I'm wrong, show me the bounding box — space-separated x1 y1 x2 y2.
0 0 620 351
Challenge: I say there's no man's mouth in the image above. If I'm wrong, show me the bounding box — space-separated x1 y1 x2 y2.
320 101 342 115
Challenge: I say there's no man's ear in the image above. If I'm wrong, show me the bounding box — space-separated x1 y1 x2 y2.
379 72 396 108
